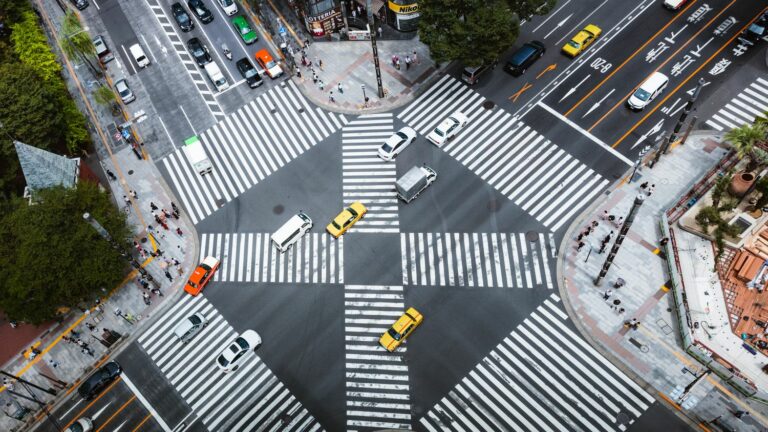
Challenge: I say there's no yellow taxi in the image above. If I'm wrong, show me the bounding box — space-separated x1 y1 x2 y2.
184 256 220 296
379 307 423 352
562 24 602 57
326 201 367 238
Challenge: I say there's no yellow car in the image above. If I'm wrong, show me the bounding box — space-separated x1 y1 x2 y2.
379 307 423 352
562 24 602 57
326 201 367 238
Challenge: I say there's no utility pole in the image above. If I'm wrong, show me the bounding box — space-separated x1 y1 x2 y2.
651 78 705 167
594 194 646 285
1 371 62 431
83 212 153 282
366 0 384 98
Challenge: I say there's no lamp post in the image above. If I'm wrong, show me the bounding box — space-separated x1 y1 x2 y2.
361 84 368 105
365 0 384 98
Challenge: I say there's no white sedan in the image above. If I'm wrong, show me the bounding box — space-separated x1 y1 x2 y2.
378 127 417 161
216 330 261 372
427 112 469 147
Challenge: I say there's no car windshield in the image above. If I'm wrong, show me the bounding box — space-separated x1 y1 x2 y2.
189 315 201 325
332 221 341 230
634 88 651 101
395 132 407 140
192 46 203 56
567 40 580 49
347 208 358 217
265 60 277 69
217 355 229 367
178 14 189 23
187 280 198 288
222 0 233 5
244 68 257 78
69 423 85 432
240 25 252 35
387 328 402 341
216 78 227 86
235 337 249 350
381 143 392 152
433 128 445 137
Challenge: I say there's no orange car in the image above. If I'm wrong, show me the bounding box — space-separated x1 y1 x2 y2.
254 49 283 79
184 256 220 296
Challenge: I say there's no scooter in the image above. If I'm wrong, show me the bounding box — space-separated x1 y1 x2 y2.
222 43 232 61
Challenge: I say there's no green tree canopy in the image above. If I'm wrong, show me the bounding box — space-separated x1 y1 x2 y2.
10 10 62 82
0 183 132 324
725 121 768 171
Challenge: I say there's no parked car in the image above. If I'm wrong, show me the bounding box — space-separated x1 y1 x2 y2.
255 49 283 78
326 202 367 238
93 35 114 64
232 15 257 44
187 38 212 67
562 24 601 57
171 2 194 32
216 330 261 372
236 58 263 88
427 112 469 147
114 79 135 104
69 0 89 10
504 41 545 76
78 361 121 400
187 0 213 23
378 127 417 161
184 256 220 295
217 0 238 16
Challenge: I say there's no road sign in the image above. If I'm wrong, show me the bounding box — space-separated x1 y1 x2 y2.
279 26 286 35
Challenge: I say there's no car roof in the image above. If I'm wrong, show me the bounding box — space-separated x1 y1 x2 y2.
256 49 272 60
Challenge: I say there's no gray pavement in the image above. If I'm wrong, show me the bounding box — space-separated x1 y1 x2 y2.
559 132 768 431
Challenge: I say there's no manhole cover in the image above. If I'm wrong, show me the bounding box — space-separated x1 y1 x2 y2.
488 199 500 212
616 412 631 425
525 231 539 242
273 204 284 214
482 100 495 110
216 198 226 208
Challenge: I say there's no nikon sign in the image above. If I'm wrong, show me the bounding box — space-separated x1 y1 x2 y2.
388 1 419 14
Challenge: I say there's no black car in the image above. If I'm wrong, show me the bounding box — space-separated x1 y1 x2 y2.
78 361 121 400
236 58 264 88
70 0 89 10
504 40 546 76
187 38 212 67
187 0 214 24
171 3 194 32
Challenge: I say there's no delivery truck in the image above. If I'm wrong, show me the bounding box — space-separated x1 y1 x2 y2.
396 165 437 203
183 136 212 176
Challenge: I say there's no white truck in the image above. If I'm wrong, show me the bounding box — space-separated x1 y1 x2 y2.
204 62 229 92
183 136 212 176
396 165 437 203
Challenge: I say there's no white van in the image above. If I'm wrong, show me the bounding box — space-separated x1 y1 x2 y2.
271 212 313 253
129 43 150 68
204 62 229 92
627 72 669 111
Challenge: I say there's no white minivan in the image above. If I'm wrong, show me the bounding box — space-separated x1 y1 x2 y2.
204 62 229 92
129 43 150 68
271 212 313 252
627 72 669 111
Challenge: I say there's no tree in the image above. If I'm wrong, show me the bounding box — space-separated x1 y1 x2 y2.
59 11 101 81
93 84 116 106
0 182 132 324
725 121 768 172
754 176 768 210
10 11 62 82
418 0 519 66
0 0 31 25
506 0 557 20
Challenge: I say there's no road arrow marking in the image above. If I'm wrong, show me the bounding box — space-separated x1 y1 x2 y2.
582 88 615 118
632 119 665 149
544 13 573 39
536 64 557 79
559 74 591 103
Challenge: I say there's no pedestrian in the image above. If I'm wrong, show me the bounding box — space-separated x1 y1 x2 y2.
296 68 302 79
312 72 318 84
607 214 615 222
603 233 612 244
601 210 609 220
165 270 173 282
142 291 151 305
154 214 162 225
405 55 411 70
599 243 607 254
171 202 180 215
160 221 169 230
577 232 584 241
123 195 132 206
106 169 117 181
134 241 143 252
172 258 180 266
329 90 335 103
592 220 599 228
617 307 625 314
130 190 138 200
315 57 321 68
660 237 669 246
318 79 325 90
391 55 397 66
82 347 94 357
377 26 383 38
85 322 95 331
615 216 624 227
47 358 59 368
603 289 613 300
395 58 401 70
337 82 343 93
162 208 172 219
585 226 593 236
351 8 356 18
150 202 158 211
76 339 87 348
177 266 184 276
613 299 621 308
176 227 183 236
577 241 585 251
647 184 655 196
151 287 164 297
640 181 649 190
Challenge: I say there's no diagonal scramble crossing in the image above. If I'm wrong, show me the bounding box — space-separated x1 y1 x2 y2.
342 114 399 233
345 285 413 430
398 75 609 232
418 294 655 432
400 232 554 289
161 81 348 224
137 295 323 431
201 233 343 284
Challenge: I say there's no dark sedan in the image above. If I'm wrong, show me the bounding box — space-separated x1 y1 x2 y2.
236 58 263 88
171 2 194 32
78 361 121 400
69 0 89 10
187 38 212 67
187 0 214 24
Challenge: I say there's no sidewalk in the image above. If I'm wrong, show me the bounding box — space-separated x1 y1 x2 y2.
0 1 197 430
560 133 768 431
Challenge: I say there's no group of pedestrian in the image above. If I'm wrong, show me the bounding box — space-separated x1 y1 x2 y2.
601 210 624 227
575 220 600 251
640 182 656 197
390 51 419 71
599 231 614 254
62 336 94 356
150 202 181 233
137 273 166 305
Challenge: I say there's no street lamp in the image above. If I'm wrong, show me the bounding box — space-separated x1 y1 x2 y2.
361 84 368 105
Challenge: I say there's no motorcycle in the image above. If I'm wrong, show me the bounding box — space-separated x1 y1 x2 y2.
222 43 232 61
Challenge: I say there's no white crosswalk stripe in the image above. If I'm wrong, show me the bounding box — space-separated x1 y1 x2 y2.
161 81 348 225
419 294 654 432
342 114 399 233
401 232 553 288
201 233 343 284
345 285 412 430
398 76 608 232
705 77 768 132
138 295 323 431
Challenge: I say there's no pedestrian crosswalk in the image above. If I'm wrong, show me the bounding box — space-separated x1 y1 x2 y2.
161 81 348 225
400 232 555 288
201 232 343 284
705 77 768 132
138 295 322 431
398 75 608 232
418 294 655 432
342 114 399 233
345 285 412 430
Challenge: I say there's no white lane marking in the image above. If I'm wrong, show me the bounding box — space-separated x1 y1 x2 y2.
121 373 173 432
120 44 137 75
532 0 572 32
179 105 198 136
140 34 158 64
